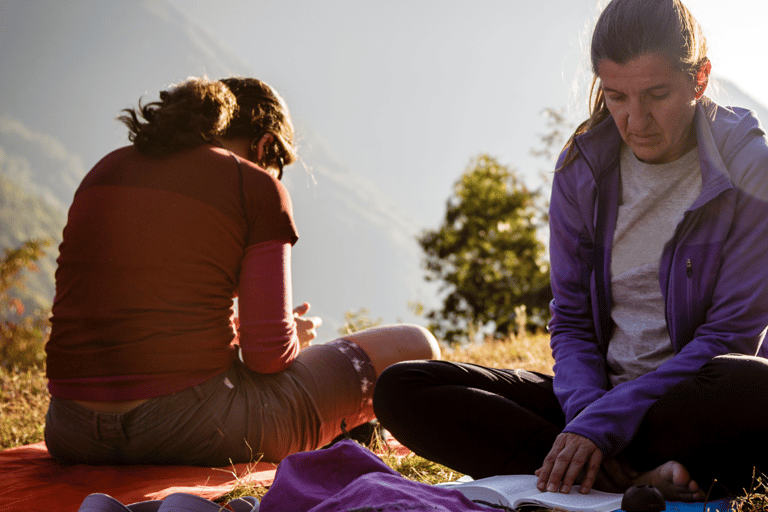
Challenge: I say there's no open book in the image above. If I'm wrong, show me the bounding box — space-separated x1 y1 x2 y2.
437 474 623 512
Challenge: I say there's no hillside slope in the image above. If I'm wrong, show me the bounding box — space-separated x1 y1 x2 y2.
0 172 64 312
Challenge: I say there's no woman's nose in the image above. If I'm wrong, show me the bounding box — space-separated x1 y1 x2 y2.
626 98 650 131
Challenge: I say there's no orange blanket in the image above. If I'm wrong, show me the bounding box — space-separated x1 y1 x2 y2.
0 442 277 511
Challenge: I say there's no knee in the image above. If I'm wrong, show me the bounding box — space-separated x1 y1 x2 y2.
373 359 458 433
375 360 415 397
698 354 768 397
373 361 426 423
342 324 441 378
374 359 443 402
398 324 441 361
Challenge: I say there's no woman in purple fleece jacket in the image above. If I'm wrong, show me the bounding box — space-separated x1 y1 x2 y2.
374 0 768 501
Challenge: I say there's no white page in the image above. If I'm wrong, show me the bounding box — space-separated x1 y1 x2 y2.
439 475 623 512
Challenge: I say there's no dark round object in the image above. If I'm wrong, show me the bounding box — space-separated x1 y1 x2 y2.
621 484 666 512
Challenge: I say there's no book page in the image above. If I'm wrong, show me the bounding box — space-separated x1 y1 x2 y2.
440 475 623 512
460 475 542 496
437 475 540 508
516 486 623 512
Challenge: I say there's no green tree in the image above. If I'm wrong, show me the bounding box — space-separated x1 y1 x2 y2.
419 155 551 344
1 239 52 369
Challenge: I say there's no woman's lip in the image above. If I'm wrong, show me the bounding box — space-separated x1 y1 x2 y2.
630 134 660 144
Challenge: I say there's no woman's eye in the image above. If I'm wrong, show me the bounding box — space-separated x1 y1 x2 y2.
650 92 670 100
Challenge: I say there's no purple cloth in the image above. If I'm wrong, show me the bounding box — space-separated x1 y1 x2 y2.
309 472 496 512
259 440 497 512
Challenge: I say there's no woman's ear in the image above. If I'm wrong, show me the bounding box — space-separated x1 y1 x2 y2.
695 60 712 100
254 133 276 164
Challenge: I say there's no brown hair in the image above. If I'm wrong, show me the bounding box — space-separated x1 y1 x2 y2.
560 0 708 168
118 77 297 168
118 77 236 157
219 77 298 168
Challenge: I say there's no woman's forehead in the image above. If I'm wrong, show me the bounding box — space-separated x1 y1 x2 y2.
597 53 691 89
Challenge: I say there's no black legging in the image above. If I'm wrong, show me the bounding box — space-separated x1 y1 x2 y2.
373 354 768 496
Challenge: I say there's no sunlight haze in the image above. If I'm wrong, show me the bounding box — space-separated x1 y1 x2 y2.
2 0 767 337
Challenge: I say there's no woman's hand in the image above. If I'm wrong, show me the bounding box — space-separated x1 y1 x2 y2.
535 432 603 494
293 302 322 348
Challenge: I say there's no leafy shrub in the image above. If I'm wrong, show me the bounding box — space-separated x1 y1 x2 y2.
1 239 52 369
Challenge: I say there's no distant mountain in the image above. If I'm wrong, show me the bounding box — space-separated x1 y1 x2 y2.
709 76 768 123
0 0 425 336
0 172 64 313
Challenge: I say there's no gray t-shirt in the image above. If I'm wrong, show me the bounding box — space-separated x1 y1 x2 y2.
607 144 701 386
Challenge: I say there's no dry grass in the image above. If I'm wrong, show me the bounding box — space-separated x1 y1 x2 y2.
212 459 272 503
732 470 768 512
442 331 554 374
370 428 464 486
0 365 49 449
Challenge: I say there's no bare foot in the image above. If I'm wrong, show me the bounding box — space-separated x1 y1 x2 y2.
633 461 706 502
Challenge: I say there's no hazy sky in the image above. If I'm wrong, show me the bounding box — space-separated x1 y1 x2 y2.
171 0 768 229
173 0 768 111
684 0 768 107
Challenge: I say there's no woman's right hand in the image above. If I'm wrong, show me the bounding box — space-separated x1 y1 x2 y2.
536 432 603 494
293 302 322 348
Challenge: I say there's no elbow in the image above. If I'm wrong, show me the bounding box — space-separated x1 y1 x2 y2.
241 338 300 373
239 323 300 374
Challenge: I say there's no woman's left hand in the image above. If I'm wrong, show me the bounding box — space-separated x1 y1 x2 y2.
535 432 603 494
293 302 322 348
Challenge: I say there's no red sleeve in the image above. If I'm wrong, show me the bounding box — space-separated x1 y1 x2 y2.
237 156 299 248
237 239 299 373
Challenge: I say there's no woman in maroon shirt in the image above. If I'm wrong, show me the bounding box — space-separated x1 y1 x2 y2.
45 77 440 466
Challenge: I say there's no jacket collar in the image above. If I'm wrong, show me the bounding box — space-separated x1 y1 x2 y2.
692 100 734 209
572 115 623 183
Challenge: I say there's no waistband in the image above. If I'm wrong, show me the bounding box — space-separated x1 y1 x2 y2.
48 367 231 442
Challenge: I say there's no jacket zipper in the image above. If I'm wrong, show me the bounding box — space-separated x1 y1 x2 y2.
686 258 693 321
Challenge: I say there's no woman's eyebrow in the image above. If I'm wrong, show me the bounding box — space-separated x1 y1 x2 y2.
602 83 673 94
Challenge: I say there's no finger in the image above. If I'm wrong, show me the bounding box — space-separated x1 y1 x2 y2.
295 317 318 332
537 437 567 490
293 302 310 316
296 323 317 348
296 317 322 332
546 444 578 492
557 444 592 493
576 449 603 494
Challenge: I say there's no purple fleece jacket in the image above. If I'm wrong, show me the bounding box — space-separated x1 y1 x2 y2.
548 99 768 457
